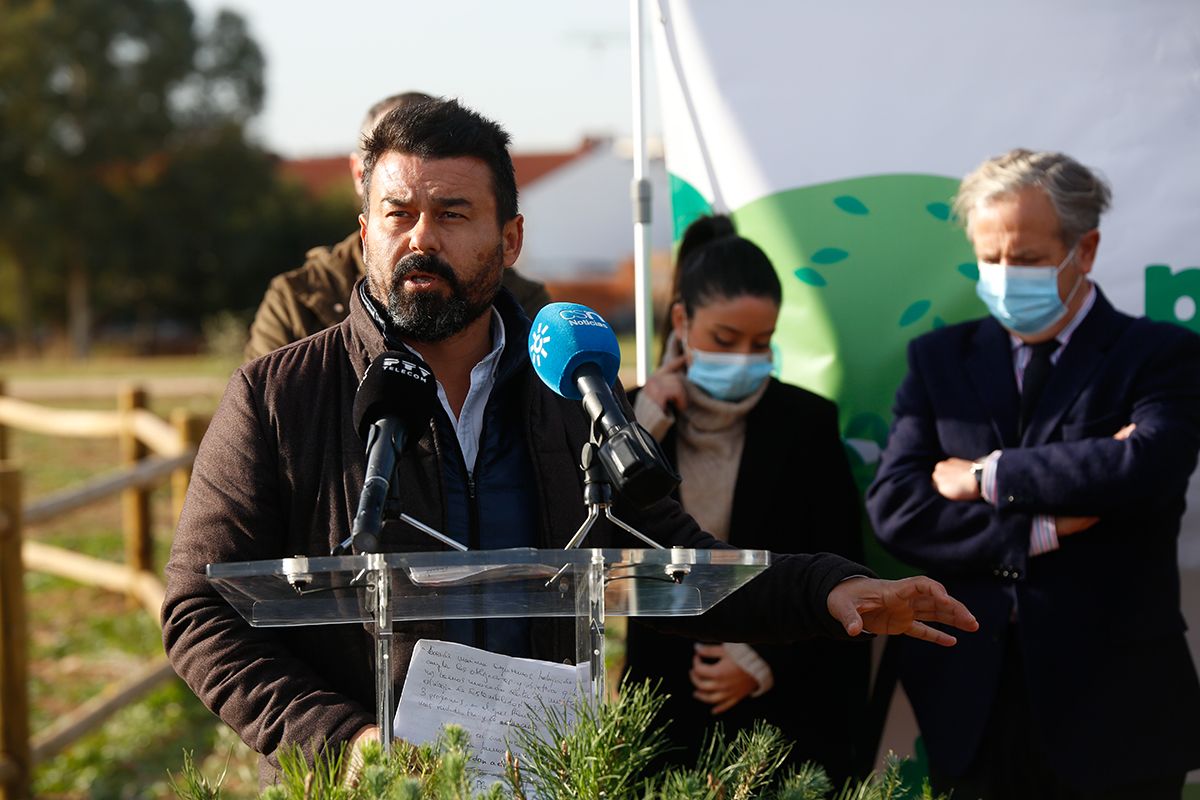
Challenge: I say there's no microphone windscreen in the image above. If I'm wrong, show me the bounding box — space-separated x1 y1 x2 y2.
352 352 438 442
528 302 621 400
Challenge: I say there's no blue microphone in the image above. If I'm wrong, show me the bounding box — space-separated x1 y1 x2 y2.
529 303 679 508
529 302 626 436
527 303 620 398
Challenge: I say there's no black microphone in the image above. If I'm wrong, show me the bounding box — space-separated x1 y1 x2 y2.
528 303 680 508
338 352 437 554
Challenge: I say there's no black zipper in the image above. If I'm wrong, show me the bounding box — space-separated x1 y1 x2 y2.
466 471 479 548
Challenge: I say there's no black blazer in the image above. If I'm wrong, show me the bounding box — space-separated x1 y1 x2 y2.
624 378 870 781
866 289 1200 790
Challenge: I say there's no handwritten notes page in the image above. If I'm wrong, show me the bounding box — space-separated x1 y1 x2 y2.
394 639 589 788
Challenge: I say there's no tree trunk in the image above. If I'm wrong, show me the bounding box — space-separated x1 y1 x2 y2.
4 249 36 357
67 253 91 359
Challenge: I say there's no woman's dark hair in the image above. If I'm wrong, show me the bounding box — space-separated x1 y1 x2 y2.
660 214 782 360
673 213 782 310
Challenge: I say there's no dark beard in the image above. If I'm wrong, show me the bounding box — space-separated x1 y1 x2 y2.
370 249 503 342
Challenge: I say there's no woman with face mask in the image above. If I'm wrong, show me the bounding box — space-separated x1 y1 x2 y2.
622 215 870 781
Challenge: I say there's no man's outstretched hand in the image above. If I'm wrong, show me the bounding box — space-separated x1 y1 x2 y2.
827 575 978 646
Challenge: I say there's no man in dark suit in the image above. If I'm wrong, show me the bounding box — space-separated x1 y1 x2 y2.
867 148 1200 799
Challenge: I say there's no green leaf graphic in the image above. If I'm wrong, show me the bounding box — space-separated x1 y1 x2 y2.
668 173 714 240
845 412 890 446
793 267 827 287
956 262 979 280
811 248 849 264
926 202 951 221
899 300 932 326
833 195 870 215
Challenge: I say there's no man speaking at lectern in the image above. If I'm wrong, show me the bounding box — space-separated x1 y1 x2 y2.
162 97 977 784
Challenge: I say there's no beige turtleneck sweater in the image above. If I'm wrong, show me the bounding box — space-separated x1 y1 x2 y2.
634 378 767 541
632 343 774 694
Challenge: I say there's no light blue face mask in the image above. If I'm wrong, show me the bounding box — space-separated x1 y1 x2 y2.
975 244 1083 335
686 347 774 401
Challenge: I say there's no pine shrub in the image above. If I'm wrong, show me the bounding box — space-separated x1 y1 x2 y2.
169 681 947 800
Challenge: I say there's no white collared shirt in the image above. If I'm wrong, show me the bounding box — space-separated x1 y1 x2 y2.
1009 283 1097 386
407 308 505 474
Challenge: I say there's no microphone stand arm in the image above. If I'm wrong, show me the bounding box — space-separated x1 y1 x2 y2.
548 426 672 591
552 425 680 706
333 421 468 556
562 433 667 552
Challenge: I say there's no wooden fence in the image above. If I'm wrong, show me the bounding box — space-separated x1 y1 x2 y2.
0 379 207 800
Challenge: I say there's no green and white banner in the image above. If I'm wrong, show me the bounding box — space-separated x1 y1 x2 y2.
652 0 1200 765
653 0 1200 529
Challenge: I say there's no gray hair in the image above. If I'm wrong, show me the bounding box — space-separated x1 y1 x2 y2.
953 148 1112 246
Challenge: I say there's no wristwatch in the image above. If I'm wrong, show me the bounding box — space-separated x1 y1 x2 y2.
969 460 986 489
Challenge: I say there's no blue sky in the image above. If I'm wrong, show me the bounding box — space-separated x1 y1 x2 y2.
189 0 656 157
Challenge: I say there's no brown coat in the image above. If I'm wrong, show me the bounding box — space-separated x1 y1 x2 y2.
164 287 864 782
243 230 552 361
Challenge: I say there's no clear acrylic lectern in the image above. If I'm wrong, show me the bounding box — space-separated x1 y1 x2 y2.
208 547 769 750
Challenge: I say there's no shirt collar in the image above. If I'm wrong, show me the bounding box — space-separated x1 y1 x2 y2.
1009 281 1097 353
474 308 506 373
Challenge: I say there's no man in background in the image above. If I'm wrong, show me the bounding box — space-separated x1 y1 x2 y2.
867 148 1200 799
243 91 550 361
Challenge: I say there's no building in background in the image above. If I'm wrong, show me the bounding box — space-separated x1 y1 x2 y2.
279 137 676 332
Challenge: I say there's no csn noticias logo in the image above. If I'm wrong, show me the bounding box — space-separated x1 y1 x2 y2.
558 308 608 329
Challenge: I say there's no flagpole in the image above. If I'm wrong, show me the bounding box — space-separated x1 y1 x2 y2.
630 0 653 386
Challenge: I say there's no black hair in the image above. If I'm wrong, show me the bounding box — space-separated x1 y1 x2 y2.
359 97 518 224
356 91 435 156
659 214 781 362
672 214 782 316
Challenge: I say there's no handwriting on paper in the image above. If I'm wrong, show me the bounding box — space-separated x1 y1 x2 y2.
395 639 588 788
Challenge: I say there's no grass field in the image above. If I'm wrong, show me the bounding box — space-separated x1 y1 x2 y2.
0 355 239 381
3 359 261 798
